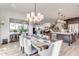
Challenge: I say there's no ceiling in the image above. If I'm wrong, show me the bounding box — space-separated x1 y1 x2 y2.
0 3 79 23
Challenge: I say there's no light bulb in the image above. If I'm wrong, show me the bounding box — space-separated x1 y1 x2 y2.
29 18 32 22
37 13 41 16
58 9 62 12
40 15 44 20
34 16 38 22
27 13 30 19
31 12 35 18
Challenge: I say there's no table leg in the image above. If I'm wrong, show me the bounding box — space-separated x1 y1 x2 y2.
68 35 72 46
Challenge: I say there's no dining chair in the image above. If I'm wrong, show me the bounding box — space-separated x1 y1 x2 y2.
52 33 57 40
23 38 38 56
51 40 63 56
38 40 63 56
37 34 42 37
19 35 24 53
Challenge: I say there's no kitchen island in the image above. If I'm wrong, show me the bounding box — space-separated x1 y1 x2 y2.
52 32 76 46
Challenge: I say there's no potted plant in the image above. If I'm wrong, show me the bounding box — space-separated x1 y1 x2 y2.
13 29 17 32
19 25 28 34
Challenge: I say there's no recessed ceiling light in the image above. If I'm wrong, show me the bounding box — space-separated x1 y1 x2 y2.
58 9 62 11
14 45 17 48
11 3 16 8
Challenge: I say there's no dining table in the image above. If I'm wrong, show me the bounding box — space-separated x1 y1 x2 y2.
31 38 50 51
24 35 51 51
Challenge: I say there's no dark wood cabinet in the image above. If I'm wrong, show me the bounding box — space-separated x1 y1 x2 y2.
65 17 79 38
10 34 20 42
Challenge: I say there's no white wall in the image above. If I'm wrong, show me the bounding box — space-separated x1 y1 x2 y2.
0 9 26 43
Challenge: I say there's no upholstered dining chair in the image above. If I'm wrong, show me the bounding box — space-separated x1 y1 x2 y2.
51 40 63 56
51 33 57 40
23 38 38 56
38 40 63 56
37 34 42 38
19 35 24 53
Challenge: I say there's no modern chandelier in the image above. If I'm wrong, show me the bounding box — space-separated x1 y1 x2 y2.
26 3 44 24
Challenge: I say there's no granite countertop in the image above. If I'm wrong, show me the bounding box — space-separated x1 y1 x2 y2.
52 32 73 35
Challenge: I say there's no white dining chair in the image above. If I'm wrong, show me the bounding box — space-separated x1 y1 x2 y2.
19 35 24 53
51 40 63 56
52 33 57 40
38 40 63 56
37 34 42 37
23 38 38 56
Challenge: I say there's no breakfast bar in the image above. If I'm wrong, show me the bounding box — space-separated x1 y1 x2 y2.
52 32 76 46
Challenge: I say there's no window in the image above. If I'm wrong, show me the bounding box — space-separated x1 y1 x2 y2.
10 23 28 32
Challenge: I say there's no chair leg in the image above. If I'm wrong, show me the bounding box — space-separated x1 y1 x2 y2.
25 54 30 56
19 47 22 51
21 47 24 53
25 54 28 56
22 47 24 53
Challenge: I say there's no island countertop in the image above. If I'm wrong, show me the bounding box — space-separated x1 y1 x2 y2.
52 32 74 35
